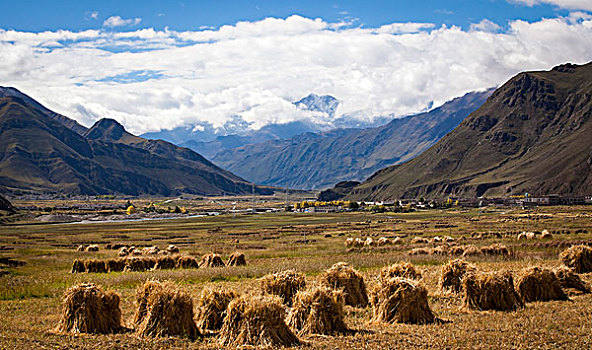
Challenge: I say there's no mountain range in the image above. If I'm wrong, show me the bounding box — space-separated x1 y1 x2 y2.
141 93 391 159
0 87 271 196
212 90 493 189
342 62 592 200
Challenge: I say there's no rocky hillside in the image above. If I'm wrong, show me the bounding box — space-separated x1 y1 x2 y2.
213 90 492 189
346 62 592 200
0 93 270 196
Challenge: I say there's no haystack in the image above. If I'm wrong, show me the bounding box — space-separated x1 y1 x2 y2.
154 256 177 270
379 262 422 281
195 287 239 331
412 237 429 244
560 245 592 273
176 256 199 269
142 246 160 255
76 245 85 252
85 244 99 252
58 283 122 334
226 252 247 266
370 277 435 324
481 243 510 256
124 257 149 272
131 248 142 256
449 245 466 256
286 286 348 335
439 259 477 293
554 266 590 294
260 270 306 305
354 238 365 247
166 244 180 254
134 280 200 339
364 237 374 247
71 259 86 273
345 238 354 247
218 295 300 347
541 230 552 239
462 245 482 257
515 266 567 302
377 237 390 246
118 247 129 257
320 262 368 307
84 259 107 273
106 259 126 272
199 253 225 268
462 271 524 311
408 247 432 255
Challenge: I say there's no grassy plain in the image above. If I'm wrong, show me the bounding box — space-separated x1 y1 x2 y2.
1 203 592 349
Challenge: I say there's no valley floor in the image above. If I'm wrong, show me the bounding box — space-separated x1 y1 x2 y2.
1 205 591 349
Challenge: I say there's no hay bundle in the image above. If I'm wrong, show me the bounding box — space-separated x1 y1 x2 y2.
84 259 107 273
166 244 180 254
218 295 300 347
131 248 142 256
124 257 149 272
431 236 442 243
286 286 347 335
195 288 239 331
76 245 85 252
154 256 177 270
85 244 99 252
408 247 432 255
199 253 225 268
320 262 368 307
541 230 552 239
515 266 567 302
462 245 481 257
517 232 527 240
554 266 590 293
226 252 247 266
380 262 422 280
344 238 354 247
560 245 592 273
481 243 510 256
260 270 306 305
71 259 86 273
526 231 536 239
449 245 465 256
354 238 365 247
369 277 435 324
412 237 429 244
142 246 160 255
440 259 477 293
462 271 524 311
443 236 455 242
377 237 390 246
105 259 125 272
118 247 129 257
364 237 374 247
431 245 449 256
392 237 401 244
176 256 199 269
58 283 122 334
134 280 200 339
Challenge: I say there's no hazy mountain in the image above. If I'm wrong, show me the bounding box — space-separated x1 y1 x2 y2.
345 62 592 200
212 89 493 189
294 93 340 117
0 92 271 196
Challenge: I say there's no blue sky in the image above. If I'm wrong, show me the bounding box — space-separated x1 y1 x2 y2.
0 0 591 134
0 0 576 32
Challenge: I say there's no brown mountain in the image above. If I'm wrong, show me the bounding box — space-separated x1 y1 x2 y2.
346 62 592 200
0 92 270 196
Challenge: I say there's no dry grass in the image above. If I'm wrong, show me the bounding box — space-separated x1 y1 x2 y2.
439 259 477 293
515 266 567 302
57 283 122 334
320 262 368 307
134 280 200 339
218 294 300 347
369 277 436 324
560 245 592 273
195 287 239 332
462 271 524 311
260 269 306 305
286 285 348 335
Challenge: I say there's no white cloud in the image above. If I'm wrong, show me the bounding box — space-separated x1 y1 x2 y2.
470 19 502 32
103 16 142 28
511 0 592 11
85 11 99 20
0 14 591 135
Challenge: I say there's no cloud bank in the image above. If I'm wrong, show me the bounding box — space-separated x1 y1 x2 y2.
1 14 591 134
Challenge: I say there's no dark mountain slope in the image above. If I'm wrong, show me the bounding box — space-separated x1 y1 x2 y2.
348 62 592 200
213 90 492 189
0 95 266 196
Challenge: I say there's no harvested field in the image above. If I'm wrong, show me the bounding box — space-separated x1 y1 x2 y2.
3 204 592 348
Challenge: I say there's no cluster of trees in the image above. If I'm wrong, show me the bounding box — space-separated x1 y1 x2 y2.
125 201 188 215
